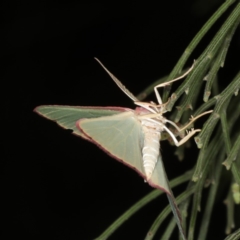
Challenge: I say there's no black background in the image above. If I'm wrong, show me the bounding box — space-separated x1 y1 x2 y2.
3 1 240 239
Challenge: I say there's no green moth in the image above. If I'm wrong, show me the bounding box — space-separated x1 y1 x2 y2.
35 58 212 240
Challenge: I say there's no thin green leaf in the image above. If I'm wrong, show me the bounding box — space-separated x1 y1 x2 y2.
224 228 240 240
162 0 237 102
144 187 196 240
221 107 232 155
193 71 240 180
224 187 236 235
188 131 225 239
203 20 239 102
160 217 176 240
231 163 240 187
197 148 224 240
232 183 240 205
223 133 240 171
166 2 240 111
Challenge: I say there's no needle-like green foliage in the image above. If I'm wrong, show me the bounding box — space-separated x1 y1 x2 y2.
96 1 240 239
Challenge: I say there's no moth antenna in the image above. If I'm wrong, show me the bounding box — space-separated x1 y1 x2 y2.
94 58 139 102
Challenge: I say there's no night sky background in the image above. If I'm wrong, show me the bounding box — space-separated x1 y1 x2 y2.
3 1 240 239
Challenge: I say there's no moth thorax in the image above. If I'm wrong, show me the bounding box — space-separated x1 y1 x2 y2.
141 119 164 132
142 125 160 180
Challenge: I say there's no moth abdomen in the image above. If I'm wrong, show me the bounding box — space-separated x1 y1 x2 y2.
142 125 161 180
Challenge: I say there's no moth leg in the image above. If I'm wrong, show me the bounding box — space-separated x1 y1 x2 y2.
134 101 168 114
154 62 195 105
134 101 159 114
163 125 201 147
163 110 212 146
166 110 213 133
176 128 201 146
180 110 213 131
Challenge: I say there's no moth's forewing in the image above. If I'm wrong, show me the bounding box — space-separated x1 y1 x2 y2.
34 105 130 139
